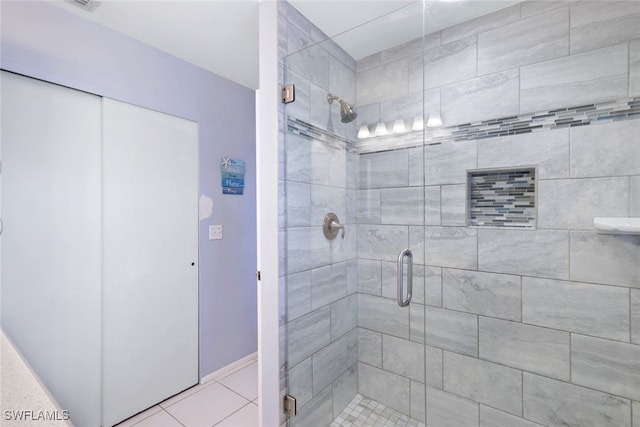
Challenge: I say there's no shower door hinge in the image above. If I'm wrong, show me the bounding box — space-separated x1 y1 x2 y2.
284 394 297 417
256 270 261 281
282 84 295 104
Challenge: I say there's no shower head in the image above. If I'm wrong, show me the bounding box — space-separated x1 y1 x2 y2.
327 93 357 123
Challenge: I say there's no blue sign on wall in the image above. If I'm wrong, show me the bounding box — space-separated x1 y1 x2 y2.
220 157 245 195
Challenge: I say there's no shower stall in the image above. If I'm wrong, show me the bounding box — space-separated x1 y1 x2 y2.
277 1 640 426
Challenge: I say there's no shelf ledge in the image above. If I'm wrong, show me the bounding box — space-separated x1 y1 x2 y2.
593 217 640 235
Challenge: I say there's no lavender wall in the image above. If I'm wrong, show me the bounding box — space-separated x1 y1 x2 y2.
0 1 257 378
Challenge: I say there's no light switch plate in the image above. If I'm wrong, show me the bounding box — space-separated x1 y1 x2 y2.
209 224 223 240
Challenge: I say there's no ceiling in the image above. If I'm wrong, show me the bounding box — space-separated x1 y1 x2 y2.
50 0 522 91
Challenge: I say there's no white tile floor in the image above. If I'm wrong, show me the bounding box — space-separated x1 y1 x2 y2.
115 359 258 427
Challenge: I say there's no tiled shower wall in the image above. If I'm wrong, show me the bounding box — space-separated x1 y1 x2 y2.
278 2 360 426
356 1 640 427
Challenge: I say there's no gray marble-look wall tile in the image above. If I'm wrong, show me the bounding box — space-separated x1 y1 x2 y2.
359 149 409 189
345 189 357 226
382 262 425 304
522 276 630 341
478 229 569 280
479 317 570 381
408 146 424 187
311 262 347 310
478 8 569 76
424 87 441 124
357 189 380 224
425 345 443 389
381 187 425 225
331 224 356 264
632 40 640 97
286 227 331 274
358 327 382 368
290 383 333 427
410 303 425 344
410 380 426 423
426 386 479 427
425 266 443 307
346 259 358 296
357 259 381 296
329 56 356 110
477 128 570 179
571 119 640 178
426 227 478 270
570 1 640 54
310 184 346 228
358 224 409 262
286 271 311 321
284 69 311 123
358 362 411 415
633 290 640 345
358 293 410 339
523 372 632 427
443 269 521 321
346 328 358 367
440 3 521 44
357 53 381 73
331 294 356 340
382 37 424 65
444 351 522 416
380 91 423 124
332 364 358 417
354 102 380 132
408 55 424 95
327 141 349 187
572 334 640 401
382 334 425 382
424 186 441 226
287 307 331 367
356 59 409 106
570 231 640 289
285 133 312 184
424 35 477 89
520 0 576 19
520 44 628 113
441 184 466 226
287 42 330 91
538 177 629 230
409 226 425 267
442 69 519 126
286 181 311 227
312 335 348 394
425 306 478 357
480 405 544 427
632 177 640 217
634 401 639 427
288 357 313 408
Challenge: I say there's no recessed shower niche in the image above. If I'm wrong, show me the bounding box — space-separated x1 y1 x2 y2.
467 167 536 228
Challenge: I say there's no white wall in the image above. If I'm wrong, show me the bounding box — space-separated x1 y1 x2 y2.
0 0 257 379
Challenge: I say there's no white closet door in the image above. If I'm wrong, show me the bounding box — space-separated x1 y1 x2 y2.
0 71 103 427
102 99 199 426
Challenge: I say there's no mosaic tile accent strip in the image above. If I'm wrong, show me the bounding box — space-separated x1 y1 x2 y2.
331 394 425 427
468 168 536 228
287 116 354 151
354 97 640 154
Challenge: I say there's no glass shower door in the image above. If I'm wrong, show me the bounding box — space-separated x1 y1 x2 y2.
279 2 427 425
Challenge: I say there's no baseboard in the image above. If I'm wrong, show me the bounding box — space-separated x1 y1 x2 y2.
200 351 258 384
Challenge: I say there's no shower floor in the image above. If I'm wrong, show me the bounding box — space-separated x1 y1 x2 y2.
331 394 425 427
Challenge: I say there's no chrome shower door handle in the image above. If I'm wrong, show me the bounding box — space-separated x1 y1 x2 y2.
397 248 413 307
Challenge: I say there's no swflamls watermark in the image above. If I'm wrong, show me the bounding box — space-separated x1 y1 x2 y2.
3 410 70 422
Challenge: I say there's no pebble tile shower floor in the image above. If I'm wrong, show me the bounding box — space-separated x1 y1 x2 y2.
331 394 425 427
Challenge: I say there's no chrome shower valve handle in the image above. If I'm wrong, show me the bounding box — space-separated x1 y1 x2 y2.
323 212 345 240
